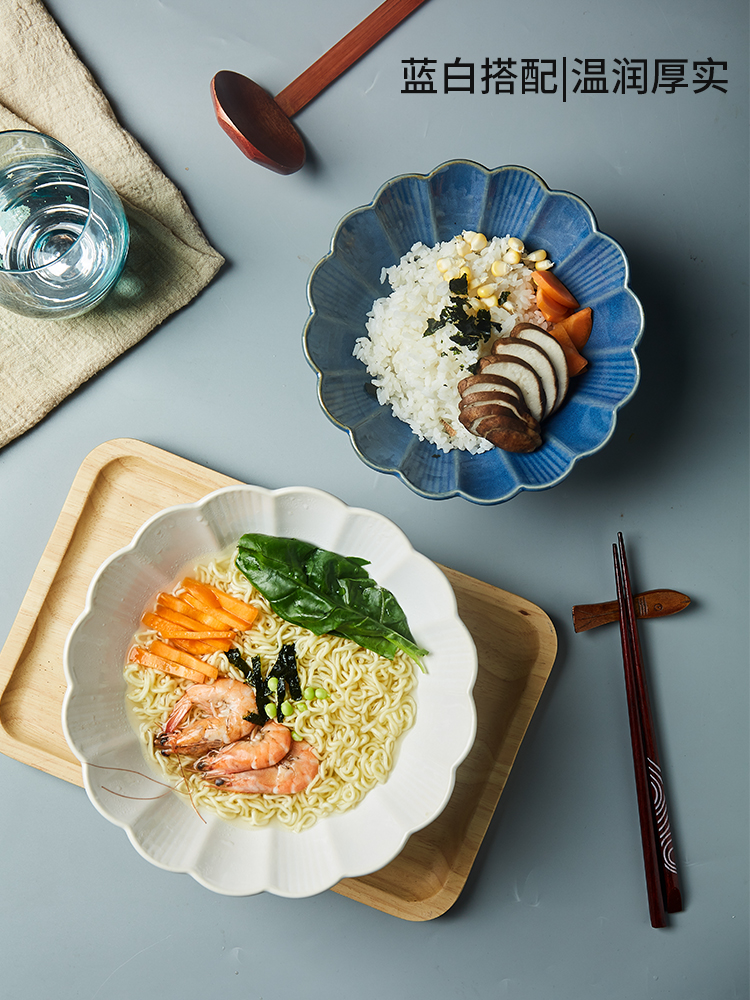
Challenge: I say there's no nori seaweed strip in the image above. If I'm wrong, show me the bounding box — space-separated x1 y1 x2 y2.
249 655 269 724
283 645 303 700
229 653 267 725
225 647 250 675
268 643 303 701
275 675 286 717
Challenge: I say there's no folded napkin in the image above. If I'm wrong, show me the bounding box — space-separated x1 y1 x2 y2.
0 0 224 448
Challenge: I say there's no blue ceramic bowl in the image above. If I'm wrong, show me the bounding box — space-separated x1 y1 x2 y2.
303 160 643 505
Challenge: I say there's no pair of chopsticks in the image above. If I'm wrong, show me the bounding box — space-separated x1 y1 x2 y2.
613 533 683 927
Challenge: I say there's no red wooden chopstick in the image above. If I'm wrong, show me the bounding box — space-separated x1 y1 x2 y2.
613 533 683 926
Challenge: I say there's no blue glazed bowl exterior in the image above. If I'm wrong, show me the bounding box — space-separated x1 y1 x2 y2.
304 160 643 504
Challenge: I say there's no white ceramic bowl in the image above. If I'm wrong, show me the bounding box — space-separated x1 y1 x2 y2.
62 485 478 897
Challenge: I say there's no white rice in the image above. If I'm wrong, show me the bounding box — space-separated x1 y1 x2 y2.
354 234 548 453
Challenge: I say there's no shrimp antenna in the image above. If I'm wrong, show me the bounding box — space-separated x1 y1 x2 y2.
173 751 207 824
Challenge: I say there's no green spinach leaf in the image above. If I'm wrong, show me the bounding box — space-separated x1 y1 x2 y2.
235 534 428 669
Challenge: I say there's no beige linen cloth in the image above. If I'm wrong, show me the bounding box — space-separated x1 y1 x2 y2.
0 0 224 448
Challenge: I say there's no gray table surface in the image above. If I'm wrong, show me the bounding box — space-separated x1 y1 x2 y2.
1 1 747 997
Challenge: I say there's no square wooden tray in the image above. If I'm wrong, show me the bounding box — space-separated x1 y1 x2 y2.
0 439 557 919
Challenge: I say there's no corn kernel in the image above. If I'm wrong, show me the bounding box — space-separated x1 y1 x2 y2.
470 232 488 252
526 249 547 262
455 239 472 257
436 257 452 273
501 300 515 313
476 282 496 299
508 237 525 253
503 249 522 265
491 259 509 277
535 259 554 271
482 294 499 309
457 265 471 282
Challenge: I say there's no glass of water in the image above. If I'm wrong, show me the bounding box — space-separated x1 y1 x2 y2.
0 131 129 319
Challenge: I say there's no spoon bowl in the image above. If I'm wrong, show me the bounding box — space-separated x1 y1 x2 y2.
211 71 305 175
211 0 429 174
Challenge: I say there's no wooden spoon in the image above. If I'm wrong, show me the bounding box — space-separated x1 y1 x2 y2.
211 0 429 174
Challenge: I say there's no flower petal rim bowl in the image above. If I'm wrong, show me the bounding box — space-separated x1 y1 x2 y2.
303 159 643 505
61 484 478 897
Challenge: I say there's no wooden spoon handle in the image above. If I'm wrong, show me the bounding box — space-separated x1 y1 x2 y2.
275 0 429 118
572 589 691 633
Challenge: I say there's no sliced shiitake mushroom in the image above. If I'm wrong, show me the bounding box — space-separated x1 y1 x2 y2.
509 323 569 411
474 410 542 453
457 323 574 453
490 338 559 417
457 372 525 398
478 354 546 423
459 394 534 432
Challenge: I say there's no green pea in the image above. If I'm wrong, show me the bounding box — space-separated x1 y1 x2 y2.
303 687 316 701
264 702 277 718
291 732 301 741
296 701 307 713
314 688 329 699
280 701 294 717
267 677 279 692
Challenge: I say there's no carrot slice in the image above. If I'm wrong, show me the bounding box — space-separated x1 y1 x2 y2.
150 640 218 680
535 286 572 324
179 578 221 608
172 636 233 656
128 645 205 684
157 593 237 632
532 270 579 310
142 612 231 641
141 612 229 655
203 584 259 625
181 578 258 629
150 639 208 671
153 604 231 644
558 307 593 351
548 322 589 376
164 630 234 639
154 598 211 629
179 588 252 631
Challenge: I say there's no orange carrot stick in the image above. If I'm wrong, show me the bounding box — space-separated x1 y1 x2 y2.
128 645 205 684
142 612 231 641
559 307 593 351
179 588 251 631
157 593 238 632
535 286 572 324
164 630 234 640
172 637 233 656
180 578 221 608
181 578 258 629
150 640 218 680
204 584 259 625
548 322 589 376
142 612 232 655
532 270 579 310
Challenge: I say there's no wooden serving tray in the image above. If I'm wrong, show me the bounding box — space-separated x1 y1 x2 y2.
0 439 557 920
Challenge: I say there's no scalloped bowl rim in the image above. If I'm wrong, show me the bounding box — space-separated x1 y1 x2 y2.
304 159 643 504
61 484 478 896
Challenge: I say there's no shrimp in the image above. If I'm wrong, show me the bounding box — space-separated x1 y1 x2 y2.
207 739 319 795
155 678 257 756
194 720 292 775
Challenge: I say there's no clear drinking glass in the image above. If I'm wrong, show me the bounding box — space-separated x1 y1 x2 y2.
0 131 129 319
